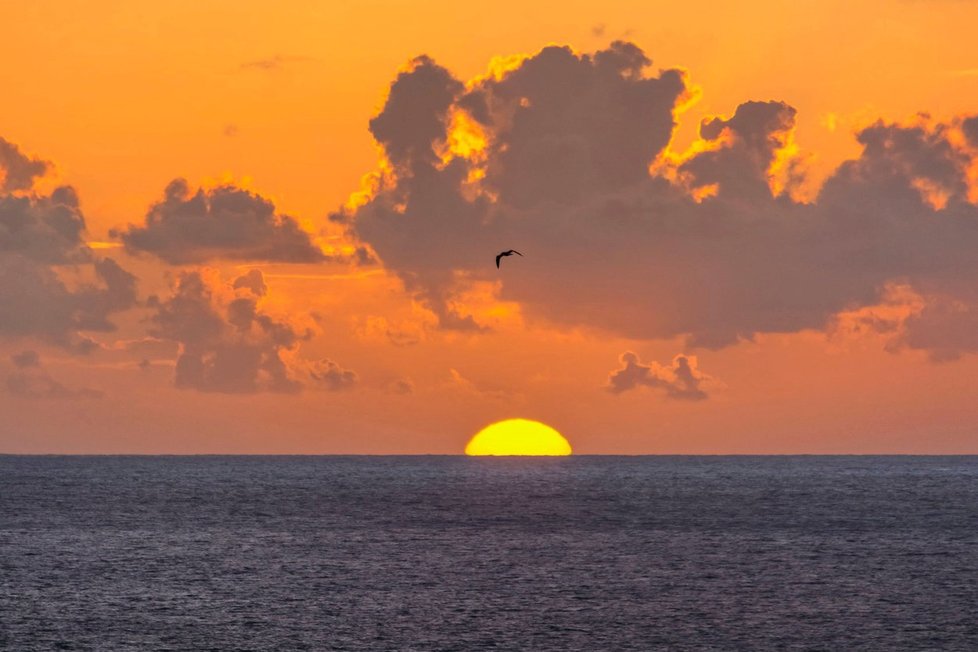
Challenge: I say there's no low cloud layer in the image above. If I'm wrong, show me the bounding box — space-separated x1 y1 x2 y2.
117 179 327 264
337 42 978 360
607 352 713 400
6 371 103 399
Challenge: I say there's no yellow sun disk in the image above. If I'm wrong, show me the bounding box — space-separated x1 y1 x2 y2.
465 419 572 456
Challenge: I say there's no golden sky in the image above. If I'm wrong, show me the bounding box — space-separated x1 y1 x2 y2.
2 0 978 453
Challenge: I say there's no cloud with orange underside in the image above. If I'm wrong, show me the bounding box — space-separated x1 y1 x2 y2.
332 41 978 363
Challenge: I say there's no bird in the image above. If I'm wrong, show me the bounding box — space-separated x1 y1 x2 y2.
495 249 523 268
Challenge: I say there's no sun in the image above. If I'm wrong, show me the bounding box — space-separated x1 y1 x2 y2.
465 419 572 456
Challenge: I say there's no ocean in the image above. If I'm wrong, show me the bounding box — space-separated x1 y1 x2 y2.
1 455 977 650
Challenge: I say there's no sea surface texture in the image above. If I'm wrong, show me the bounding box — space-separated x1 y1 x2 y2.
1 456 977 650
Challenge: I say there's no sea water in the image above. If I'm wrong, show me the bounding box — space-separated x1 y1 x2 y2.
2 455 977 650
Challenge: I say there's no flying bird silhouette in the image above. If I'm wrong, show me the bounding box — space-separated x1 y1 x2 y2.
495 249 523 268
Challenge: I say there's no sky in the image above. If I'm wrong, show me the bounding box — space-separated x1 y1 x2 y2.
2 0 978 454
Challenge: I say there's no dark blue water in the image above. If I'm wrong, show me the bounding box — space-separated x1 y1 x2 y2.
2 456 977 650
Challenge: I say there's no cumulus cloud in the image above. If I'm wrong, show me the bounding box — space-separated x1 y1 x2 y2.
0 142 137 351
678 100 799 201
0 254 138 351
306 358 357 391
607 351 714 400
963 116 978 146
116 179 327 264
0 137 49 192
0 186 88 264
148 268 354 393
334 42 978 360
341 44 687 331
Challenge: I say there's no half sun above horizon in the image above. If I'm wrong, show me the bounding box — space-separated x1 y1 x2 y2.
464 419 573 456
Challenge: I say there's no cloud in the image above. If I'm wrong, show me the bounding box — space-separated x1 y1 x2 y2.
0 137 49 192
678 100 799 201
896 293 978 362
116 179 327 264
10 350 39 368
0 186 89 264
306 358 357 391
148 268 354 393
607 351 714 400
4 351 102 399
368 55 464 170
354 315 428 346
0 147 138 351
963 116 978 147
239 54 315 72
6 370 103 399
342 44 687 331
447 367 512 400
387 377 414 395
335 42 978 360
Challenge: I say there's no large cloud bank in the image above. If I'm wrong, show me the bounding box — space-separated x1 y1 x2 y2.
337 42 978 359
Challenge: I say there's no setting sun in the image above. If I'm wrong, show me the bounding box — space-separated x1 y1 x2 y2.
465 419 572 456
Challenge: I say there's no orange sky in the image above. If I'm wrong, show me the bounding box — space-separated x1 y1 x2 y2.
2 1 978 453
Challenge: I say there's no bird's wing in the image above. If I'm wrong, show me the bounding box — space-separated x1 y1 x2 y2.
495 253 502 268
512 250 523 256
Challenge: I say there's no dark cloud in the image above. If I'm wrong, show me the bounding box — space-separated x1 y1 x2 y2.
346 55 491 330
896 292 978 362
369 55 464 170
1 186 88 264
232 268 267 295
607 352 713 400
10 350 39 368
960 115 978 147
0 137 49 192
346 43 686 331
473 42 686 208
0 149 138 351
307 359 357 391
680 100 798 201
148 269 354 393
0 254 136 351
337 43 978 361
116 179 327 264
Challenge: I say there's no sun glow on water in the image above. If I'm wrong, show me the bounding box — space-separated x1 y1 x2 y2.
465 418 572 456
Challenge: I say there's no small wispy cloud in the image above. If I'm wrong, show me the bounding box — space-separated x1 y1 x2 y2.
239 54 316 72
945 68 978 77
